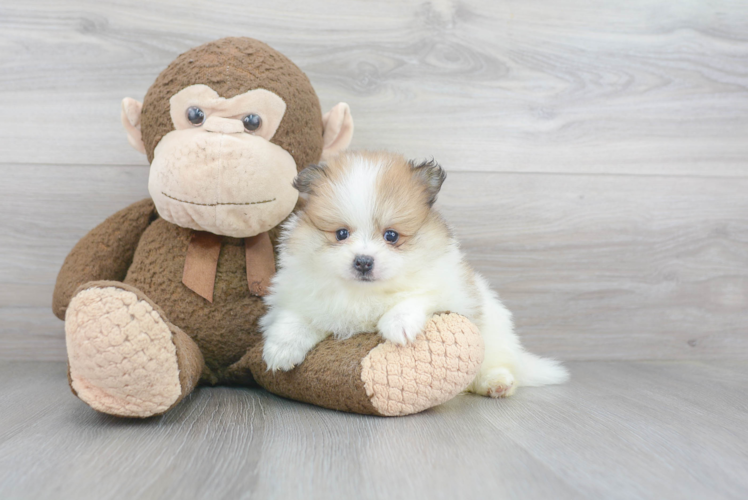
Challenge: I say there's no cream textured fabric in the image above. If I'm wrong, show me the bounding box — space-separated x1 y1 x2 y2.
65 287 182 417
360 313 484 417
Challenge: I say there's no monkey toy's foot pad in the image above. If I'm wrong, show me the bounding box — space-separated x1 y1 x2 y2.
361 313 484 416
65 285 182 418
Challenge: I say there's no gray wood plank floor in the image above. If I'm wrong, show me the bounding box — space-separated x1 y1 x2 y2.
0 361 746 500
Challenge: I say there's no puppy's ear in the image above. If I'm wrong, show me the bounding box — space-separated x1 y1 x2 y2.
293 163 328 195
409 158 446 206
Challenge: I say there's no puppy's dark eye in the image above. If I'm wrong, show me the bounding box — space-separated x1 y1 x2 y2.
243 114 262 132
384 230 399 244
186 107 205 126
335 228 349 241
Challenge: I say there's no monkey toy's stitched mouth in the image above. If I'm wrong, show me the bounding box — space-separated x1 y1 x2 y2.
161 192 276 207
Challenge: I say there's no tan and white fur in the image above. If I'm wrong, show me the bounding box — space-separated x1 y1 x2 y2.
261 151 568 397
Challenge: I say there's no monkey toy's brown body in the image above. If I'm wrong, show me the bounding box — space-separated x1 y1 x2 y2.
52 37 483 418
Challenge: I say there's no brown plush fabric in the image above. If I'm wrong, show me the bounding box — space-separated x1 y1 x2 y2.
140 37 324 171
122 215 264 385
52 198 157 319
171 323 205 410
240 333 385 415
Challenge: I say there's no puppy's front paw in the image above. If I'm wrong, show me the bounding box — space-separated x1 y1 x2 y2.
261 313 320 372
377 310 427 345
262 336 311 372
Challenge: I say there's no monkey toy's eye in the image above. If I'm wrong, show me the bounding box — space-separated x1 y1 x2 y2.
384 230 399 244
335 228 349 241
242 114 262 132
186 107 205 126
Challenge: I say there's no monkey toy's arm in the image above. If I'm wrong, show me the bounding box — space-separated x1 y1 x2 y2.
52 198 157 319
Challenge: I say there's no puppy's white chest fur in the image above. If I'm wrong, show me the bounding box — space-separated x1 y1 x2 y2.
318 288 394 338
275 275 410 339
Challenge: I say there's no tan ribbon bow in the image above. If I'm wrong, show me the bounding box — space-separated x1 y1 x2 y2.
182 231 275 302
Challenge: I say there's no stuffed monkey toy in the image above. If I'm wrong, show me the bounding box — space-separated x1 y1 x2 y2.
53 37 483 418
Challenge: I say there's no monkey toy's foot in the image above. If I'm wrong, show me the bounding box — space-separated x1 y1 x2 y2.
65 281 203 418
360 313 484 415
248 313 484 416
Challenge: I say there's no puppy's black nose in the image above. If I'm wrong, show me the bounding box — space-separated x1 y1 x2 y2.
353 255 374 273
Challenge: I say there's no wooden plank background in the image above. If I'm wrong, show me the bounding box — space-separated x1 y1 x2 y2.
1 0 747 360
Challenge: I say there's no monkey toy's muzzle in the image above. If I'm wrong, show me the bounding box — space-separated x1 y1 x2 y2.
148 129 299 238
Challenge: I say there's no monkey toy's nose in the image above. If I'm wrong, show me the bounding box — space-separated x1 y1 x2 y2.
203 116 244 134
353 255 375 274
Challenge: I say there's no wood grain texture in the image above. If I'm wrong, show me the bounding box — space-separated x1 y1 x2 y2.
0 360 746 499
443 172 748 360
1 0 747 174
2 165 747 360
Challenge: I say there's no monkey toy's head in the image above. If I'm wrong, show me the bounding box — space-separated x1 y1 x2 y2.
120 37 353 238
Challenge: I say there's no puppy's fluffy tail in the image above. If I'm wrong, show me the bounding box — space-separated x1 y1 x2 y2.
516 351 569 387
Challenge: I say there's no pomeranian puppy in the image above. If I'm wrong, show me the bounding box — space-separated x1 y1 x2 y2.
261 151 568 397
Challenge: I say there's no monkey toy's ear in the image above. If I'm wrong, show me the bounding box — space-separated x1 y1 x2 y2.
121 97 146 154
320 103 354 161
